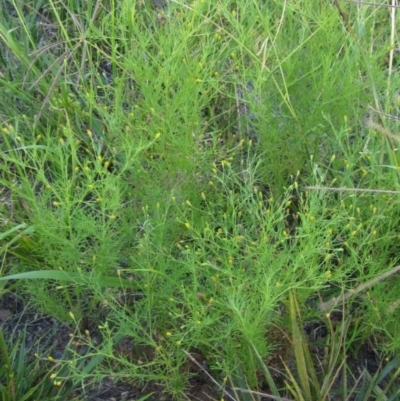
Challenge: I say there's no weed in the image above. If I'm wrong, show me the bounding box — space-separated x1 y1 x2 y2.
1 0 400 399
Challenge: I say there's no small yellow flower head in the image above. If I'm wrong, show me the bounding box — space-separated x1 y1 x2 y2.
69 311 75 320
83 166 90 173
54 380 62 387
36 134 42 140
155 132 161 139
87 129 93 137
110 214 116 220
52 201 59 207
166 331 172 337
176 340 182 346
184 222 190 229
47 356 54 362
50 373 57 379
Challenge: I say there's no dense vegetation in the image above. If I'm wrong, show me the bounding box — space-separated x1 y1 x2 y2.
1 0 400 399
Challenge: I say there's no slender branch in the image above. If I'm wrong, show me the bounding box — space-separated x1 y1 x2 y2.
302 186 400 194
317 264 400 311
183 350 237 401
340 0 400 8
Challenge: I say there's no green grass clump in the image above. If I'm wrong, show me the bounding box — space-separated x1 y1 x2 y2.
2 0 400 399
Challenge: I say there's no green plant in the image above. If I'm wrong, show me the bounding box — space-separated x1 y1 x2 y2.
0 327 75 401
2 0 400 399
275 290 400 401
